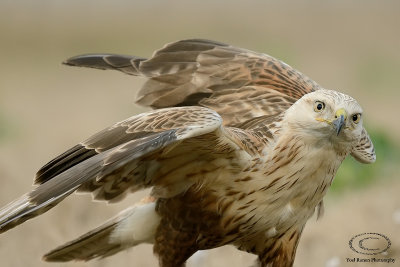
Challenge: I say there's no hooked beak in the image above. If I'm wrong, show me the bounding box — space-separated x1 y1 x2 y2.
332 108 347 135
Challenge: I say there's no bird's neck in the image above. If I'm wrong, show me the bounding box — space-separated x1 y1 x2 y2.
260 132 347 216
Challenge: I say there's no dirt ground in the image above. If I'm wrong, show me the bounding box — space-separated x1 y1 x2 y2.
0 1 399 266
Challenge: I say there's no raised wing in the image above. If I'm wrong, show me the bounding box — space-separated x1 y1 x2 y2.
64 39 321 126
0 106 268 234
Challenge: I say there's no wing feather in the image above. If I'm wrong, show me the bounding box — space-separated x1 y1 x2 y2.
64 54 146 75
64 39 321 125
0 106 268 233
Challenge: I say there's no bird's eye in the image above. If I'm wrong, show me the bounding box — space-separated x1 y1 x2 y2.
352 113 361 124
314 101 325 112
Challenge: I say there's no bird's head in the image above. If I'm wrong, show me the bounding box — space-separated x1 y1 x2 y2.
284 89 375 163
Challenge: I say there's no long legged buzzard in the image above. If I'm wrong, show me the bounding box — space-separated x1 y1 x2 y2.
0 39 375 267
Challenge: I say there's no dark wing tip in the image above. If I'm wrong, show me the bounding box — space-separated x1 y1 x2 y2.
63 54 129 68
0 191 67 235
63 54 108 69
35 144 98 185
0 194 30 234
63 54 147 75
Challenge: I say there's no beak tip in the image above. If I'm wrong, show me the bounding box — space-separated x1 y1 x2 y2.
333 114 345 135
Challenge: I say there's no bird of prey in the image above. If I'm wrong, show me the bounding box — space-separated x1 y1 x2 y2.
0 39 375 267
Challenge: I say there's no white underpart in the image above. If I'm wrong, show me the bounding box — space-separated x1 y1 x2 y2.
109 202 160 246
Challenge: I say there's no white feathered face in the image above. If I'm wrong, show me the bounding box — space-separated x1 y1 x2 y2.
285 89 364 145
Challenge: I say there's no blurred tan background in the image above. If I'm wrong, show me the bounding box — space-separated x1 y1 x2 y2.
0 1 399 266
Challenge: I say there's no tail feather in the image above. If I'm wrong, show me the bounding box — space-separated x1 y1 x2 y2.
44 201 160 262
43 219 121 262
